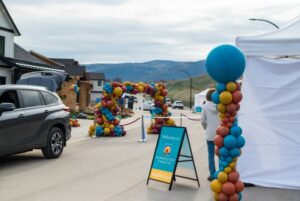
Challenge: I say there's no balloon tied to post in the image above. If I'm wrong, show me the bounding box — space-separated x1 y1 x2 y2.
88 82 175 137
206 45 246 201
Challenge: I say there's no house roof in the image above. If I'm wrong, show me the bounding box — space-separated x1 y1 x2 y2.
49 58 79 67
14 43 49 65
0 0 21 36
85 72 105 80
29 50 65 67
65 65 85 77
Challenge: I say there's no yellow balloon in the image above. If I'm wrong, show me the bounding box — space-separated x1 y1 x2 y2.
229 162 236 169
166 118 175 125
226 82 237 92
113 87 123 97
104 128 110 135
210 179 222 193
219 113 225 118
217 171 228 183
109 124 115 130
138 85 144 92
213 193 219 200
217 103 226 113
219 91 232 105
224 167 232 174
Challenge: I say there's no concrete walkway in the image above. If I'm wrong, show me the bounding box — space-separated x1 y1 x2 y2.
0 109 299 201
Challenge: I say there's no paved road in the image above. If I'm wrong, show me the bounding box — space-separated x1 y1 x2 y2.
0 109 299 201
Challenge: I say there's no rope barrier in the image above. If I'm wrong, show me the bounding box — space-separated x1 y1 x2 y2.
120 117 141 126
181 113 201 121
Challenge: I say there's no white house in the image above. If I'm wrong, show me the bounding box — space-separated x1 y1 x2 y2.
0 0 21 85
85 72 105 103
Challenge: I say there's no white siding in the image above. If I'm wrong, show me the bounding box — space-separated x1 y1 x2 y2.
91 80 104 92
0 67 12 84
90 92 103 103
0 9 12 29
0 29 14 57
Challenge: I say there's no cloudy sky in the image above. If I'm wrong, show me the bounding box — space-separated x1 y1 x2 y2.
4 0 300 63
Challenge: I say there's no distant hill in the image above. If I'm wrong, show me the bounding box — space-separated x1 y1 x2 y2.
86 60 206 82
166 74 215 107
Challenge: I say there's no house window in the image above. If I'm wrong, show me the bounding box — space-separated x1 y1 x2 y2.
0 76 6 85
98 81 102 86
0 36 5 56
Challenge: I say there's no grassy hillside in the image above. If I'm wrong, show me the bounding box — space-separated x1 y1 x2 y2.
166 74 215 107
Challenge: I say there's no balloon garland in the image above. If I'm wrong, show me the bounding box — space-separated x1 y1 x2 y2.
70 84 79 94
88 82 175 137
70 115 80 127
206 45 246 201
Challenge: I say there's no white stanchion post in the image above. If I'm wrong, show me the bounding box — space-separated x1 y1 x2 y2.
139 115 147 142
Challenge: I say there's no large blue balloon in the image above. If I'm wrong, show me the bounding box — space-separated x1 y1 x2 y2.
206 44 246 83
224 135 237 149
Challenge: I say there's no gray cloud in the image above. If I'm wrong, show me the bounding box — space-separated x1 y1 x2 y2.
3 0 300 63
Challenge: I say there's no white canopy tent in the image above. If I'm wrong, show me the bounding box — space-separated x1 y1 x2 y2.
194 88 209 108
236 16 300 57
236 16 300 190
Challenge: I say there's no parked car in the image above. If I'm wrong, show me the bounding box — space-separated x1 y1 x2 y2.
172 101 184 109
143 100 154 111
0 85 71 159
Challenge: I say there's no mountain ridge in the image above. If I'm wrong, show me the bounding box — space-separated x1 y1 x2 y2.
86 60 206 82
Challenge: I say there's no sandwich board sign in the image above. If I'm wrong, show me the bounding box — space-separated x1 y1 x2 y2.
147 126 200 190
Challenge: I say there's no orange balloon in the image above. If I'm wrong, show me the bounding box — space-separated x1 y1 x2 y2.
222 182 235 196
228 171 239 183
218 193 228 201
214 135 224 148
235 180 244 193
229 193 239 201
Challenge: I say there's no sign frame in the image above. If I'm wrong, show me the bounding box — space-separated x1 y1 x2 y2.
146 126 200 191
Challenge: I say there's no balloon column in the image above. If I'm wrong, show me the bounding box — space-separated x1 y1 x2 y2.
206 45 246 201
88 82 174 137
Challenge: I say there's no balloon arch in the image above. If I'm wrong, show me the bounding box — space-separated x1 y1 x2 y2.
88 82 175 137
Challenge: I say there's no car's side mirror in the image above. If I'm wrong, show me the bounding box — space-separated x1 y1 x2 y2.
0 103 15 115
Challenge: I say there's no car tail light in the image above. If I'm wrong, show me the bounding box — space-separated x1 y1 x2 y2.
64 107 71 112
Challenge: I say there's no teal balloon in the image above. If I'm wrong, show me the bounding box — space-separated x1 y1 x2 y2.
206 44 246 83
224 135 237 149
212 91 220 104
226 156 233 163
236 136 245 148
230 148 241 158
216 83 226 93
96 126 103 137
219 147 229 157
230 126 242 137
238 192 242 201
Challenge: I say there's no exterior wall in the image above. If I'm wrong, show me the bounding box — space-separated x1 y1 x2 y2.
90 92 103 104
91 80 104 92
0 67 12 84
79 81 91 111
0 30 14 57
58 79 77 111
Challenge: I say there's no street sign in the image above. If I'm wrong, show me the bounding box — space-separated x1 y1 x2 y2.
147 126 200 190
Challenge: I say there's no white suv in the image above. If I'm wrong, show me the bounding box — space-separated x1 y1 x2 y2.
172 101 184 109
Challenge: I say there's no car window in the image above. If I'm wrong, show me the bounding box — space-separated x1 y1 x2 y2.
41 91 58 105
0 90 20 108
19 90 43 108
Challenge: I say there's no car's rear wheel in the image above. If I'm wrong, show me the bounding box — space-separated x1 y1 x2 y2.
42 127 64 159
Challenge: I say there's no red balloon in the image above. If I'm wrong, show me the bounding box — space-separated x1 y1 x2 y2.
151 124 156 129
226 103 237 113
113 119 120 126
214 135 224 148
218 193 228 201
232 91 243 104
96 118 103 124
123 130 127 136
121 86 127 92
229 116 235 123
222 182 236 196
161 89 168 96
228 171 240 183
226 122 233 128
155 124 162 130
152 129 159 134
216 126 230 137
222 117 229 124
229 193 239 201
235 180 244 193
236 103 240 111
107 100 114 107
101 101 107 108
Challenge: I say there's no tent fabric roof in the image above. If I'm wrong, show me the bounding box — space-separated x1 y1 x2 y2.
236 16 300 56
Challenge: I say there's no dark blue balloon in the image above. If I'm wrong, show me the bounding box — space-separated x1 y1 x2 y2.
236 136 246 148
212 91 220 104
224 135 237 149
226 156 233 163
219 147 229 157
230 148 241 158
216 83 226 93
230 126 242 137
206 44 246 83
